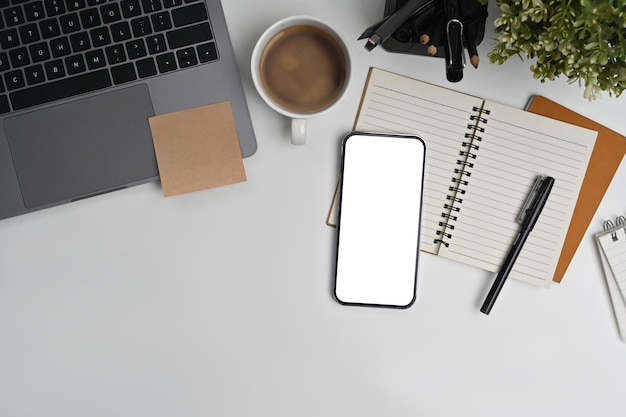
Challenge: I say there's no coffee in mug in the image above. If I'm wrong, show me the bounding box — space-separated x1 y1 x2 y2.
259 25 347 114
251 16 351 145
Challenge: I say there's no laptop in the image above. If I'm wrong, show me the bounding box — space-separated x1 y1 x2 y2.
0 0 257 220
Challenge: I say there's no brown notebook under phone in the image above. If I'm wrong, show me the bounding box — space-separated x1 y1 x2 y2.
527 96 626 282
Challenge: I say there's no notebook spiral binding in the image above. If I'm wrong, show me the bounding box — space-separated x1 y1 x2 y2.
434 105 490 248
604 216 626 241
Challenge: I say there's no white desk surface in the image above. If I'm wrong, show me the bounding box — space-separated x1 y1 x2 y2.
2 1 626 416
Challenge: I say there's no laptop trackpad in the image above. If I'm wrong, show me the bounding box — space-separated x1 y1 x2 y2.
4 85 158 208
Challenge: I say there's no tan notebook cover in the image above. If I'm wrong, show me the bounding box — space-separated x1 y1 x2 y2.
527 96 626 282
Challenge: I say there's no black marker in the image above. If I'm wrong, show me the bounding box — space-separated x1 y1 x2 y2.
481 175 555 315
444 0 464 82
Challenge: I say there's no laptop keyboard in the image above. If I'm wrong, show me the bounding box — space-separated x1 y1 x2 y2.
0 0 219 114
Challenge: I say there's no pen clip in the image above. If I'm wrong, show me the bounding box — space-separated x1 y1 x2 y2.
446 19 465 68
517 176 545 224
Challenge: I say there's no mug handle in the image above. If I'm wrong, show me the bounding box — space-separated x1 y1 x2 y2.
291 118 306 146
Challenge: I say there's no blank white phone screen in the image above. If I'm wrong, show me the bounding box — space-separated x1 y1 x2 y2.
335 133 425 307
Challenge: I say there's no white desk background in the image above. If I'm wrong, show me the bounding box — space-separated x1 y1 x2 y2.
1 1 625 416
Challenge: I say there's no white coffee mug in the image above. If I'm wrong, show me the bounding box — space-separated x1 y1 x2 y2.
251 16 352 145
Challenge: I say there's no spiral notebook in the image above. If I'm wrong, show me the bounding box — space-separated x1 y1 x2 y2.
595 217 626 342
346 68 597 287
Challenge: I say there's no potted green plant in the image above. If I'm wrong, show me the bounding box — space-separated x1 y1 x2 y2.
487 0 626 100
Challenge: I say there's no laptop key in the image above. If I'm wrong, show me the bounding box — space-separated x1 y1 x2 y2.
151 11 172 32
0 52 8 71
166 22 211 49
44 58 66 79
176 47 196 68
65 54 86 75
111 62 136 84
79 7 101 28
19 23 41 44
24 2 46 22
50 37 71 57
9 47 30 68
39 18 61 39
171 2 207 28
0 28 20 49
90 26 111 47
66 0 86 11
131 16 152 37
111 21 131 42
120 0 141 18
9 68 112 110
24 64 46 85
197 41 217 63
156 51 176 73
44 0 66 17
30 42 51 62
70 31 91 52
126 38 147 59
4 69 26 90
101 3 122 24
85 48 106 69
136 56 156 78
142 0 162 13
0 95 9 114
59 12 81 34
163 0 182 8
105 44 127 65
4 6 25 27
145 33 166 54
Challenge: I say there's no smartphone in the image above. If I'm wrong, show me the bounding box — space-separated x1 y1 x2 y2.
334 132 426 308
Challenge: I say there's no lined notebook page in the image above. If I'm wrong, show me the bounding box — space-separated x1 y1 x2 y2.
437 101 597 286
354 69 484 254
597 229 626 304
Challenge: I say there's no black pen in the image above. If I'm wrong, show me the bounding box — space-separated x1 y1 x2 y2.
480 175 556 315
360 0 434 51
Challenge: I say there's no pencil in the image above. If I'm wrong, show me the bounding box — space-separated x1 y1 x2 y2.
425 12 445 56
465 23 479 68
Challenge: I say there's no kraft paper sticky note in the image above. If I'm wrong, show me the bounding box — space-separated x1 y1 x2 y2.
148 101 246 197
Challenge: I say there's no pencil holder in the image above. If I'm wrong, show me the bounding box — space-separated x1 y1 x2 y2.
381 0 487 59
359 0 488 82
